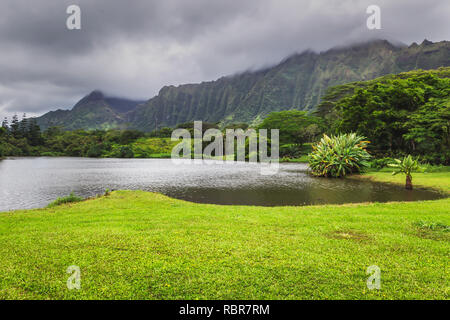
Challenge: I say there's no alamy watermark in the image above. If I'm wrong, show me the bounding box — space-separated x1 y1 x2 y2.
366 5 381 30
366 265 381 290
67 5 380 31
171 121 279 175
66 5 81 30
67 265 81 290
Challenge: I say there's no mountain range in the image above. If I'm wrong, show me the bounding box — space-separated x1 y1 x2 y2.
35 39 450 131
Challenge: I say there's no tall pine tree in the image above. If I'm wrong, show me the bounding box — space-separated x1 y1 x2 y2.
27 118 42 146
19 113 28 138
1 117 8 129
10 114 20 138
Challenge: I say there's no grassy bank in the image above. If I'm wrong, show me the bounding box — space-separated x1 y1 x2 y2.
0 189 448 300
353 170 450 194
131 138 177 158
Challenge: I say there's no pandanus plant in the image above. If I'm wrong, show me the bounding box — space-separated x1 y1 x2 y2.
388 155 420 190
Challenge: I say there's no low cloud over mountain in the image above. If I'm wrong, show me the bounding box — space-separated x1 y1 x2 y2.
0 0 449 118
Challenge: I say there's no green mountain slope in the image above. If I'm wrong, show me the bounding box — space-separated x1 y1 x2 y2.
36 91 144 131
36 39 450 131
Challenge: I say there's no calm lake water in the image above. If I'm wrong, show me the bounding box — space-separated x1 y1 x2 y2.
0 157 445 211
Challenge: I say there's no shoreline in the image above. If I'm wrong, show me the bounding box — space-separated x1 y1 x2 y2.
1 190 448 299
351 171 450 195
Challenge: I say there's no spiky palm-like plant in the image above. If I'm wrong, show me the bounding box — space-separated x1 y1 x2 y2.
308 133 371 178
388 155 420 190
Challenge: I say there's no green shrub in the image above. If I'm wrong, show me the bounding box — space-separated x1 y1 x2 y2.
107 145 135 158
47 192 83 208
87 144 104 158
280 144 303 159
369 157 395 170
308 133 371 178
117 146 134 158
279 143 313 159
419 164 450 173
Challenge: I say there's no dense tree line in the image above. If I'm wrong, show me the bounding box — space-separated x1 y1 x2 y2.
315 68 450 164
1 114 43 157
1 68 448 164
0 118 251 159
256 110 324 159
0 116 146 158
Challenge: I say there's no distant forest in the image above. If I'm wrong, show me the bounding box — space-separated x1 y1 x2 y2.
1 68 449 164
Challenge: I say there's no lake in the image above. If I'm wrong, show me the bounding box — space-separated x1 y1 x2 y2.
0 157 445 211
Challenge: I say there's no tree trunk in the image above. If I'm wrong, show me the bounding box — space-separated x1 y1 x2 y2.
405 175 413 190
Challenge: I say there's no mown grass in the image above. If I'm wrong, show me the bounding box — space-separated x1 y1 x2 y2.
0 188 448 300
282 155 309 163
353 170 450 194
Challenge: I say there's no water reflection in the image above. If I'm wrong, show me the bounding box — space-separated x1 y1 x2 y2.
0 157 444 211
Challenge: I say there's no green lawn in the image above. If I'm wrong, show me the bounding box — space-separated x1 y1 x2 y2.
353 170 450 194
0 188 448 300
131 137 178 158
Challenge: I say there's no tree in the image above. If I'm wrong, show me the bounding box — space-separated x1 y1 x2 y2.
303 124 322 142
149 127 172 138
19 113 28 138
0 132 4 157
403 97 450 164
388 155 420 190
87 144 104 158
118 146 134 158
316 68 450 164
258 110 323 145
1 117 8 129
119 130 144 145
27 119 43 146
10 114 20 138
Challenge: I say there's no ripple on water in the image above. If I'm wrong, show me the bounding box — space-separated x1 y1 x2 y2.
0 157 445 211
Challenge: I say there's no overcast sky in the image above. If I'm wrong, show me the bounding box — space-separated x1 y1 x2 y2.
0 0 449 118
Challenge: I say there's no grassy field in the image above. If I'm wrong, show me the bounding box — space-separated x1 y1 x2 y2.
354 170 450 194
131 137 178 158
0 176 449 299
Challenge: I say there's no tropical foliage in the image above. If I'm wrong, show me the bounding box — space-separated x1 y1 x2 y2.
0 118 270 160
2 68 449 166
257 110 323 145
257 110 323 159
316 68 450 164
308 133 371 177
0 117 151 158
388 155 421 190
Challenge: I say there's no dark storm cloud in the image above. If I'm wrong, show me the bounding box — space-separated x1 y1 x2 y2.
0 0 449 117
